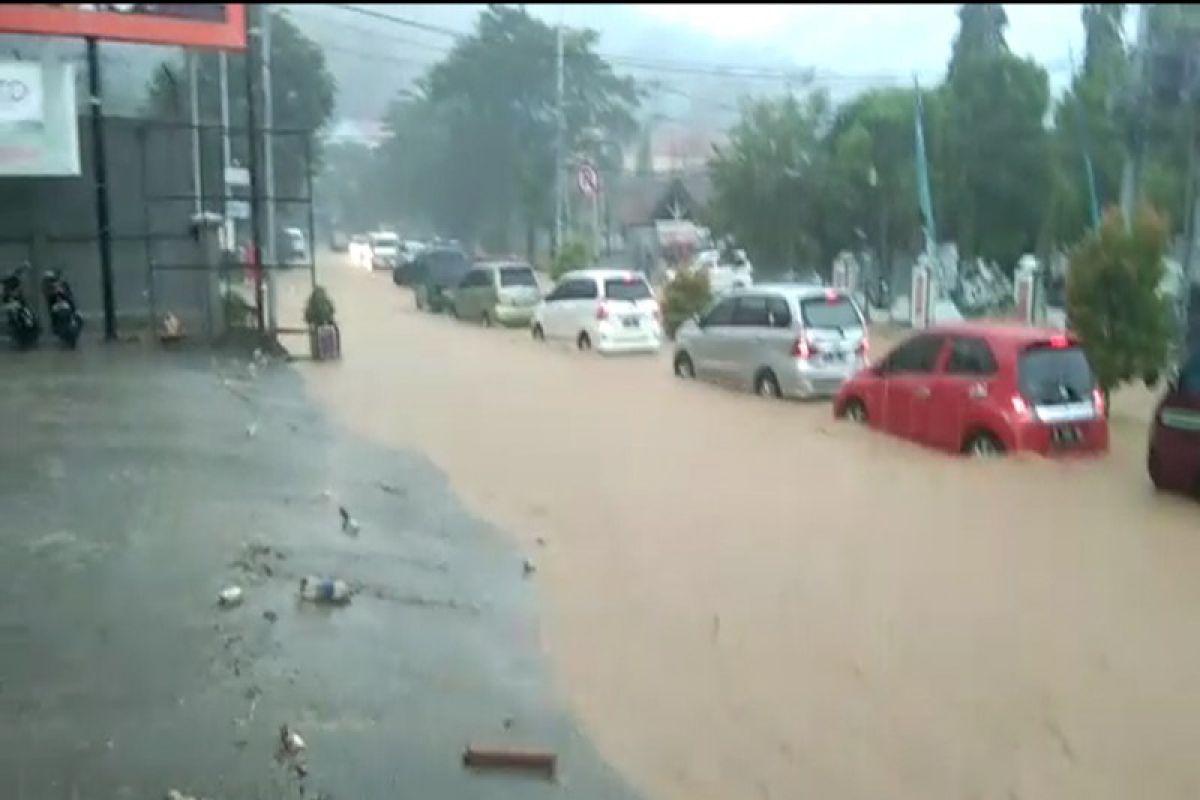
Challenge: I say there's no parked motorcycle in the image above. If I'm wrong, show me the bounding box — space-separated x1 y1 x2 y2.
41 269 83 348
2 265 40 350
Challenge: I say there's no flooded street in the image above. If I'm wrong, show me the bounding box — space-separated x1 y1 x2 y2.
292 261 1200 800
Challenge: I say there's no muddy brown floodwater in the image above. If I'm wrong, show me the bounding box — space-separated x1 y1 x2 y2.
285 260 1200 800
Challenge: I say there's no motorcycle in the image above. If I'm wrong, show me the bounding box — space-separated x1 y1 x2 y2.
41 269 83 348
2 265 40 350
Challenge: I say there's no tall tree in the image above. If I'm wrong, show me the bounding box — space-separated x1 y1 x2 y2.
948 4 1009 77
144 10 336 204
378 5 639 254
938 5 1051 270
708 91 833 273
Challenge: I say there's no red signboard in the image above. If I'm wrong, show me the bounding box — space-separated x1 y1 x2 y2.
0 4 246 50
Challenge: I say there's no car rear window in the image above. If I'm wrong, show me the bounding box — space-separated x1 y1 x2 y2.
1179 352 1200 395
604 277 652 302
500 266 537 288
800 295 861 330
426 251 470 283
1019 345 1096 405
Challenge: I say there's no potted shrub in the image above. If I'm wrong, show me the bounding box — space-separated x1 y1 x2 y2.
305 285 341 361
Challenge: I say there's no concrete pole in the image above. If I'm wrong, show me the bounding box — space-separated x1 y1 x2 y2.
218 51 233 250
188 51 202 218
261 5 278 333
554 22 564 256
1120 4 1152 226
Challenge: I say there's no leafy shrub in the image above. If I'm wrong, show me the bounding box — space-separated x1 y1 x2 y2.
1066 206 1174 396
551 240 590 280
304 286 337 327
662 269 712 340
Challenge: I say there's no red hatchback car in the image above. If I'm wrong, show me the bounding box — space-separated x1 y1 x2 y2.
1147 351 1200 496
833 323 1108 457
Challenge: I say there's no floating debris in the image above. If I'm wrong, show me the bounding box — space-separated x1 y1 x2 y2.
218 586 244 608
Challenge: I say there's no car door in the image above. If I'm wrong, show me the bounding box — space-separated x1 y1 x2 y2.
690 296 738 376
543 279 580 339
728 295 772 387
927 336 999 451
563 277 599 339
1156 352 1200 486
879 334 946 442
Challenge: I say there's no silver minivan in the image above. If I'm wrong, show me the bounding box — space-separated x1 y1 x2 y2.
672 285 868 399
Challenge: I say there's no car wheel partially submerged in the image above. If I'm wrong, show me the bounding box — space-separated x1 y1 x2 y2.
674 352 695 379
531 323 545 341
755 370 782 399
843 399 867 423
965 431 1005 458
577 332 592 351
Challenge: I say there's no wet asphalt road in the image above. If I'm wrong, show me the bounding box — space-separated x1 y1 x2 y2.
0 343 639 799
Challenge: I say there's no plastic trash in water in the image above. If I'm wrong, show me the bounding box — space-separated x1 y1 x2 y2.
338 505 360 536
299 576 351 605
245 422 258 439
218 586 244 608
280 724 306 755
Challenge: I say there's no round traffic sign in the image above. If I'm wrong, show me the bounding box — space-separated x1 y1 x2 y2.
577 163 600 196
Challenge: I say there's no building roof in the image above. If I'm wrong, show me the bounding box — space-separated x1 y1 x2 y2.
616 171 712 228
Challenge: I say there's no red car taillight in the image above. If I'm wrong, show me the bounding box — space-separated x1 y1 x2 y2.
855 338 869 357
596 304 609 321
792 337 820 359
1092 387 1106 417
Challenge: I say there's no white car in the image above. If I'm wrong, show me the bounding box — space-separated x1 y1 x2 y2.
531 269 663 354
694 248 754 295
367 231 401 271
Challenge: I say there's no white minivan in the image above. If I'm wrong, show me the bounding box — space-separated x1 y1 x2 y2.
532 269 662 354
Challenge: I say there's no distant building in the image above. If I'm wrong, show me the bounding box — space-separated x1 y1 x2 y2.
624 127 724 175
324 119 387 149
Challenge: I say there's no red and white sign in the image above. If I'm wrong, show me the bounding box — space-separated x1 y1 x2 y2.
0 4 246 50
577 163 600 196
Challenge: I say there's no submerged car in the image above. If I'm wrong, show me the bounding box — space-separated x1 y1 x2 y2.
453 261 541 327
412 247 472 313
673 285 868 399
1148 349 1200 497
532 269 662 354
834 323 1108 457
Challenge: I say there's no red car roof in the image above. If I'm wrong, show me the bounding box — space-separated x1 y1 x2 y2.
922 322 1076 352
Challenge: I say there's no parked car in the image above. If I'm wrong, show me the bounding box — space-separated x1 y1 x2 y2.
280 227 308 266
412 247 472 313
833 323 1108 457
368 231 402 271
692 248 754 295
673 285 868 399
452 261 541 327
1148 349 1200 496
348 234 371 268
531 269 662 354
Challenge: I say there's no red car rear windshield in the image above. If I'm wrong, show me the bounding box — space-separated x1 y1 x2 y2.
1019 345 1096 405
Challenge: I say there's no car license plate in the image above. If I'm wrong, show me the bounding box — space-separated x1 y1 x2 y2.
622 316 640 328
1051 425 1082 446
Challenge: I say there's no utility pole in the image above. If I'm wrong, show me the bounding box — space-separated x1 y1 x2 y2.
554 21 564 256
1120 4 1152 226
244 4 265 332
86 37 116 341
219 51 232 249
261 4 278 333
188 52 202 218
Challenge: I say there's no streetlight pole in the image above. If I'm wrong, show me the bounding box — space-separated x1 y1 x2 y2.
554 22 564 256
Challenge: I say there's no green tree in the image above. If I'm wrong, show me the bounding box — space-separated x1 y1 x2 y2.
1047 5 1129 247
948 3 1009 78
378 5 639 255
819 88 922 273
708 91 832 274
144 9 336 202
1066 206 1174 398
938 5 1052 270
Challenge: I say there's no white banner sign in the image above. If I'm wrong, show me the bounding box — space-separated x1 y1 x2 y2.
0 62 43 124
0 60 80 177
